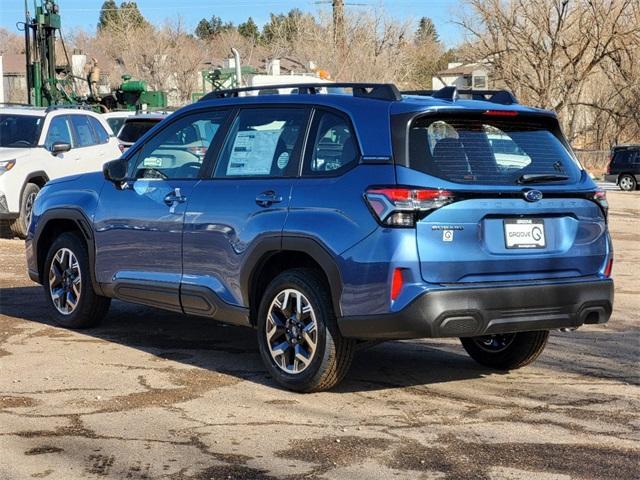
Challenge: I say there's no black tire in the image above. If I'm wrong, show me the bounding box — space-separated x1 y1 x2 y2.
618 174 637 191
460 330 549 370
256 268 356 392
9 183 39 239
43 232 110 328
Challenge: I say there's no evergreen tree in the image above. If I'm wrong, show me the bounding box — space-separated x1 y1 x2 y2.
195 18 214 39
97 0 148 32
238 17 260 42
119 2 148 29
195 15 234 39
97 0 118 31
262 9 304 44
415 17 439 45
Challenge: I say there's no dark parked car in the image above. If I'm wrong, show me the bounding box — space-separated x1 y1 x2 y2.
26 83 613 392
605 145 640 191
116 113 167 153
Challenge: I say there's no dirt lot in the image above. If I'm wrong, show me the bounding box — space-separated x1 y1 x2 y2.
0 191 638 480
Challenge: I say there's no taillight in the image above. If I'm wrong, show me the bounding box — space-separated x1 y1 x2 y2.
606 155 612 174
603 256 613 278
365 187 455 227
591 189 608 219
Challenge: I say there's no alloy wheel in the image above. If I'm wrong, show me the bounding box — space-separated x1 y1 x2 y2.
25 191 37 227
620 175 634 191
472 333 516 353
49 248 82 315
265 288 318 374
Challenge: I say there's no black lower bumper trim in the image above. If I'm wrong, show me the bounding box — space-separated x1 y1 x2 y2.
338 279 613 340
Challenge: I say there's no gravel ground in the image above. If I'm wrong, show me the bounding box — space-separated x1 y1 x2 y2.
0 190 638 480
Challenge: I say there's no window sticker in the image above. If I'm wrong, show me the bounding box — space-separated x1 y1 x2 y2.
226 129 281 176
143 157 163 168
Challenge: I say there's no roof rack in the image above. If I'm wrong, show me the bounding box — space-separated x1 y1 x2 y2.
44 104 95 113
199 82 402 102
402 87 518 105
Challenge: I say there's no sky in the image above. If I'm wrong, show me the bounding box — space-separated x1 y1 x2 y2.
0 0 465 47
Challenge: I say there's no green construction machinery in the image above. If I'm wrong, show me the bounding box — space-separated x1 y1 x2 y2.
191 66 257 102
101 75 168 111
22 0 167 111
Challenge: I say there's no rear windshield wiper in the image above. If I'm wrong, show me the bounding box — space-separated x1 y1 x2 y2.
517 174 569 184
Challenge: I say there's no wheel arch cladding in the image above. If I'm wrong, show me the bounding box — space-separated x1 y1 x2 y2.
35 209 101 294
20 171 49 206
242 236 344 325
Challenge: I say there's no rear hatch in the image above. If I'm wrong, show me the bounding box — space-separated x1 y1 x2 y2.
398 112 608 284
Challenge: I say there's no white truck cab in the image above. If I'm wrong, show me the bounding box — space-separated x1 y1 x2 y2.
0 105 122 238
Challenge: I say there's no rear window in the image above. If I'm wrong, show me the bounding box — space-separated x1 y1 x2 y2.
409 117 581 184
106 117 127 135
612 150 639 167
118 119 161 143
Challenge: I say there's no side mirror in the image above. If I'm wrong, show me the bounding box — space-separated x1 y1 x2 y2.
103 158 128 185
50 141 71 155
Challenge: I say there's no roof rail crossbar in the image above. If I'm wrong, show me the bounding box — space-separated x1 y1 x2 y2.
199 82 402 102
402 87 518 105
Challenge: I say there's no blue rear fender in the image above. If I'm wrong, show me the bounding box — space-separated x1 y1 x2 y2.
338 227 425 317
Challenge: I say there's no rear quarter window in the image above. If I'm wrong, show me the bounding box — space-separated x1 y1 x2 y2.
612 150 639 167
408 116 581 184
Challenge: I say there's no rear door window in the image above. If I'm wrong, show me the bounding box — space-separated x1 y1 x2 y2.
88 116 110 144
213 107 309 178
69 115 97 148
409 117 581 184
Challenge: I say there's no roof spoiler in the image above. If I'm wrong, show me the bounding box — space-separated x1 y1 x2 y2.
199 82 403 102
402 87 518 105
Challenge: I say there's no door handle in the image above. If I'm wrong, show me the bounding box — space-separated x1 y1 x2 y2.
163 188 187 207
255 191 283 207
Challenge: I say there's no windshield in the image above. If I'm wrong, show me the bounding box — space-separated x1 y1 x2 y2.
118 119 161 143
408 116 581 184
0 114 44 148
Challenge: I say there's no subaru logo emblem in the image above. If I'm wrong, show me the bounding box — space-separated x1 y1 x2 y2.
524 190 543 202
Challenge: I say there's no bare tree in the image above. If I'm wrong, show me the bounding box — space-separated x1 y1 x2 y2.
458 0 640 148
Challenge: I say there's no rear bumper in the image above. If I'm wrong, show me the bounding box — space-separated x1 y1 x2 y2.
338 279 613 340
604 175 619 184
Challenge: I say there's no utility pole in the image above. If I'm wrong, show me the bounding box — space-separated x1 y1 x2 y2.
333 0 346 51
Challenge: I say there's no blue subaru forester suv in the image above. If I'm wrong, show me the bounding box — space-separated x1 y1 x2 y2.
26 84 614 392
